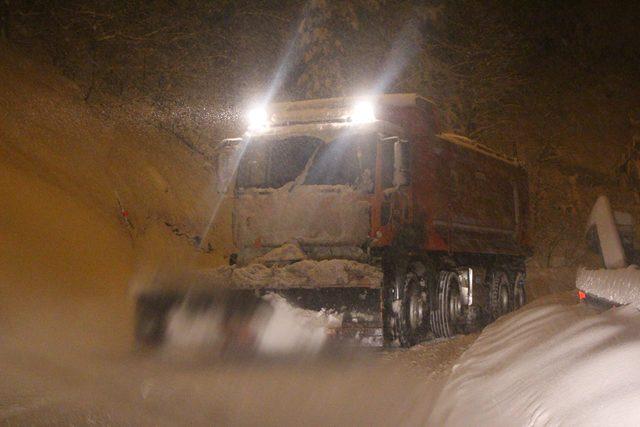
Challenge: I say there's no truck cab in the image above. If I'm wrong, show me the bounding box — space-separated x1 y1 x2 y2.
220 118 409 266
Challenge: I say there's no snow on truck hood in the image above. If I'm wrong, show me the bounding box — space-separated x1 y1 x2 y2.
427 301 640 426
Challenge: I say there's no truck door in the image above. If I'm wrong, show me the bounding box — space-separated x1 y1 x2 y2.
373 136 410 247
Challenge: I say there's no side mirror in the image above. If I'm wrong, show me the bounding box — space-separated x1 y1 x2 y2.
393 140 410 187
216 139 242 193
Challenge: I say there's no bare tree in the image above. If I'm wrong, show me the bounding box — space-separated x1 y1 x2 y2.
0 0 9 40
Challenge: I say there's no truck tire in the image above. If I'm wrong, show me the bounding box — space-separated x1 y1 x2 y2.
489 270 513 320
513 271 526 309
430 271 462 338
395 269 429 347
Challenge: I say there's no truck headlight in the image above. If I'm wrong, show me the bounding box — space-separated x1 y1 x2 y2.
350 100 376 124
246 105 269 132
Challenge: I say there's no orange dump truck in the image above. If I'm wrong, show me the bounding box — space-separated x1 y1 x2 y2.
135 94 530 348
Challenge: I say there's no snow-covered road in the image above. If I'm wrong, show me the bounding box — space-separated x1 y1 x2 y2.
6 291 640 426
0 325 470 426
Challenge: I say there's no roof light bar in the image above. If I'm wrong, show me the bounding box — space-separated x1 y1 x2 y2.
350 100 376 124
246 105 269 132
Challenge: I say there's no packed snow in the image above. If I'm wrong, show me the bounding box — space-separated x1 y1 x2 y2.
428 301 640 426
142 258 383 294
252 293 343 355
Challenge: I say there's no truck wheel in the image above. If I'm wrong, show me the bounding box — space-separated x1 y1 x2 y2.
513 271 526 309
430 271 462 338
489 270 513 320
396 270 429 347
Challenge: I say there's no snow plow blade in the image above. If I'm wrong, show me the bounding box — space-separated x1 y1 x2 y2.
135 283 383 352
135 260 385 351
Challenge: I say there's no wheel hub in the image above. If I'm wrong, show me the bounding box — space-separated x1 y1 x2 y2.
514 272 526 309
408 290 425 331
514 284 524 308
500 285 509 312
448 288 462 322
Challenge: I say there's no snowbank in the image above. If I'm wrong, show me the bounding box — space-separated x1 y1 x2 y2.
0 46 234 281
0 45 230 350
428 302 640 426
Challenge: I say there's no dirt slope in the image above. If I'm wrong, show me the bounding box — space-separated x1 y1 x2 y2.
0 43 235 261
0 44 234 348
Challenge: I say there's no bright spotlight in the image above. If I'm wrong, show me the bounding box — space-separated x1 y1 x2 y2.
350 100 376 124
246 105 269 132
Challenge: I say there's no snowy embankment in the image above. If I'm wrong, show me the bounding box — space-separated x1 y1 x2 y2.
429 301 640 426
0 45 232 347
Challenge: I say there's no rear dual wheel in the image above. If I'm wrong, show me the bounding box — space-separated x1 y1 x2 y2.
430 271 462 338
489 269 527 319
489 270 513 320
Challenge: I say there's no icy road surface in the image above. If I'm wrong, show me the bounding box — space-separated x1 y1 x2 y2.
7 291 640 426
0 304 472 426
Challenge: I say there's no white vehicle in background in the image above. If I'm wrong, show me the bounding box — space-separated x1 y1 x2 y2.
577 195 640 308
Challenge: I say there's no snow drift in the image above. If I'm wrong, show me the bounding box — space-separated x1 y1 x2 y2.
428 301 640 425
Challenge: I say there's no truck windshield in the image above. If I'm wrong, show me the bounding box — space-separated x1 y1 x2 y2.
304 134 376 190
236 136 320 189
236 133 376 190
